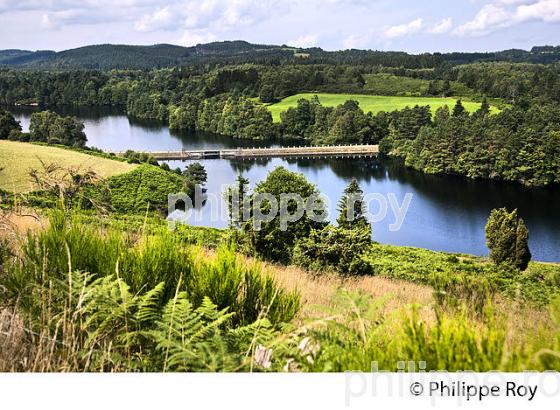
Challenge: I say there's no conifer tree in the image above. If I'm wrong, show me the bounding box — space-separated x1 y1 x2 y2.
485 208 531 271
337 178 370 230
225 174 250 229
475 96 490 117
452 99 467 117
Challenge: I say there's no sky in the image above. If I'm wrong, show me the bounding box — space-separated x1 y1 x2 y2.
0 0 559 53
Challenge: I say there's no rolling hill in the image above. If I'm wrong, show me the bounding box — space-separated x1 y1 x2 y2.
1 42 560 70
0 141 136 193
0 41 290 70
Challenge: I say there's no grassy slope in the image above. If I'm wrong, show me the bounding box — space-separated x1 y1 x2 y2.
1 210 557 371
266 93 498 122
73 212 560 307
0 141 136 193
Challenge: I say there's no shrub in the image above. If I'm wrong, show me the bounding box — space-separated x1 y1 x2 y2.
109 164 187 212
293 226 373 275
431 271 494 315
485 208 531 270
122 149 158 165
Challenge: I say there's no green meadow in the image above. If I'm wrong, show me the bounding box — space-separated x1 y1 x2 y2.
266 93 498 122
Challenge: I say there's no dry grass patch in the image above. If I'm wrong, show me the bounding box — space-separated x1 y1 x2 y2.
0 141 136 193
260 261 434 320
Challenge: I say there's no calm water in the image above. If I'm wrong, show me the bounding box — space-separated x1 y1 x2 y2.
10 106 560 261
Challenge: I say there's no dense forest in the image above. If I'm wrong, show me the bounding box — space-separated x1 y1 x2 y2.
2 42 560 70
1 41 559 186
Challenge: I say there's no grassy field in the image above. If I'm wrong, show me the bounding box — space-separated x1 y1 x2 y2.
266 93 498 122
0 141 136 193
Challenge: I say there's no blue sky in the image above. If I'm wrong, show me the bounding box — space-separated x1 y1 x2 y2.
0 0 559 52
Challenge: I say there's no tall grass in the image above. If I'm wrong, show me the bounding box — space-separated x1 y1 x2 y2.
1 210 559 372
4 210 300 327
286 291 559 372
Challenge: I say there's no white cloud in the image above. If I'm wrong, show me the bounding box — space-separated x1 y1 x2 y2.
135 7 176 32
516 0 560 22
427 17 453 34
179 30 217 46
383 18 423 39
134 0 284 33
454 0 560 37
289 34 318 48
40 8 124 29
342 32 373 49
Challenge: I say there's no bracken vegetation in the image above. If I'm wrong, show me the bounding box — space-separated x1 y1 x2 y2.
1 40 560 372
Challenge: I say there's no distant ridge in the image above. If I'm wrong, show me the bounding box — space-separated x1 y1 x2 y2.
1 41 559 70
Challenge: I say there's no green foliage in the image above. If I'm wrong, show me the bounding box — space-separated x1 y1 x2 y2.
398 308 507 371
122 150 158 165
244 167 327 263
431 271 494 315
292 225 373 275
452 99 467 117
534 296 560 370
183 162 207 186
289 291 514 372
485 208 532 271
363 73 429 96
196 95 277 139
15 267 280 371
0 108 21 139
108 164 187 212
29 110 87 147
362 243 559 306
224 174 250 229
5 211 299 327
293 178 373 275
2 209 560 371
336 178 370 230
385 102 560 186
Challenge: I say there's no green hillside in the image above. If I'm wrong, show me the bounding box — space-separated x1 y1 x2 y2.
0 141 136 193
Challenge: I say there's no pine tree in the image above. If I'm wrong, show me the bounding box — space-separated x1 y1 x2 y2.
485 208 531 271
337 178 370 230
477 96 490 116
427 81 438 96
452 99 467 117
224 174 250 228
183 162 207 186
441 80 451 97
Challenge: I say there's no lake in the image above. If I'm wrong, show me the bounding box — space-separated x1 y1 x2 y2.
10 106 560 262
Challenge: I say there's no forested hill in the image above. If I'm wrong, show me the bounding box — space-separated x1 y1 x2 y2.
0 41 287 70
1 42 560 70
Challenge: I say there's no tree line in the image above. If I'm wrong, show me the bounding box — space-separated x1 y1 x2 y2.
0 108 86 147
382 99 560 187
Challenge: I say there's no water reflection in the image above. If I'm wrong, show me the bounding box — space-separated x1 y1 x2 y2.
8 106 560 261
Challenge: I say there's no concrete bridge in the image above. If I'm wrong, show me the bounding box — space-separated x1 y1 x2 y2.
111 144 379 160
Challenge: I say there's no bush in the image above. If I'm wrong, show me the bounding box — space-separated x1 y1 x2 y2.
109 164 187 212
293 226 373 275
123 149 158 165
485 208 531 270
